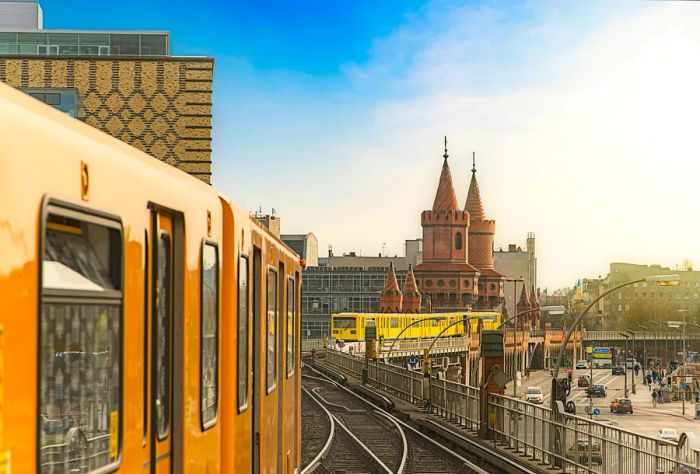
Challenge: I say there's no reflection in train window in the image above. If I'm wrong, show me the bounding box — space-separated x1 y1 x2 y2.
286 277 295 377
200 243 219 428
40 211 122 472
155 233 171 439
237 256 249 411
266 269 277 393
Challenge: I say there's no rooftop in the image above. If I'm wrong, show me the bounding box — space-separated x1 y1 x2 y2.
0 30 170 57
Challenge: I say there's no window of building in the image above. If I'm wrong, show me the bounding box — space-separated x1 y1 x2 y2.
633 283 639 288
455 232 463 250
695 281 699 288
642 292 646 298
685 281 690 288
677 293 682 300
694 293 698 300
650 292 655 299
266 269 278 393
40 209 123 470
237 257 248 412
24 88 77 117
642 282 647 288
200 243 218 429
286 277 296 378
625 304 630 311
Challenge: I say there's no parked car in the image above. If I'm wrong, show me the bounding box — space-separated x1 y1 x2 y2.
566 439 603 465
610 398 633 414
576 360 589 369
611 365 625 375
577 375 591 387
525 386 544 404
586 384 607 398
658 428 678 442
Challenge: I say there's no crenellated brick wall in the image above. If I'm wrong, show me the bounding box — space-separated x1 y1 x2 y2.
0 56 214 183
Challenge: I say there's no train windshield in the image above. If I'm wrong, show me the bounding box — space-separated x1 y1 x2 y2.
334 317 356 329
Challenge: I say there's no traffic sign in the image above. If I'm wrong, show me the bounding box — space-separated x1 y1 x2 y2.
592 347 611 354
593 408 601 416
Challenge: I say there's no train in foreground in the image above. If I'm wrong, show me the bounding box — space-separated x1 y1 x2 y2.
0 82 301 473
331 311 502 342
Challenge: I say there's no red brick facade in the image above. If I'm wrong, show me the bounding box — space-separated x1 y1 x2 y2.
402 264 421 313
379 261 403 312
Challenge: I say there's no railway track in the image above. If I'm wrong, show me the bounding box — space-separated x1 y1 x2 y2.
301 364 493 474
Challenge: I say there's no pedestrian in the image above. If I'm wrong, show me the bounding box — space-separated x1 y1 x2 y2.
652 389 658 407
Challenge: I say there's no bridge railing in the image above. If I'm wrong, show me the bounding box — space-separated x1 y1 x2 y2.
489 393 700 474
301 339 325 352
583 330 697 341
324 349 700 473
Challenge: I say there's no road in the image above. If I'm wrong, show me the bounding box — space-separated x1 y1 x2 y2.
509 368 699 438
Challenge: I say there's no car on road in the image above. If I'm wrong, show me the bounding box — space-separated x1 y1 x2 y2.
586 384 607 398
610 398 633 414
611 365 625 375
566 439 603 465
525 386 544 404
658 428 678 442
577 375 591 387
576 360 589 369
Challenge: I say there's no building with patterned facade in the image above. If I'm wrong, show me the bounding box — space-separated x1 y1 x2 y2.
0 0 213 182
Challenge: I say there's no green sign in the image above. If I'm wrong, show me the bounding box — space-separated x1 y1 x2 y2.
481 330 504 358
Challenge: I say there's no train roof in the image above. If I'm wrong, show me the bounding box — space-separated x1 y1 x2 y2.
0 81 300 262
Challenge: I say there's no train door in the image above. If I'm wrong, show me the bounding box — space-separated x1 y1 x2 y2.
148 211 181 474
252 247 262 473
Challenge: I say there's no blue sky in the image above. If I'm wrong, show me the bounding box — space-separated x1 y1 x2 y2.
41 1 700 289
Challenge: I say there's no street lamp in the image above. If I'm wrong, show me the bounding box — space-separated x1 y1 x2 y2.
639 325 648 381
677 309 689 365
650 320 668 368
384 315 461 361
550 274 679 408
625 330 637 394
422 314 497 398
619 332 630 398
498 305 565 397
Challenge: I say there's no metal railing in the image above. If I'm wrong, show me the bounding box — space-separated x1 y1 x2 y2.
324 349 700 473
302 339 326 352
489 394 700 473
583 330 700 342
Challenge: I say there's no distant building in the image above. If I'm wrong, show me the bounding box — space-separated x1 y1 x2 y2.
281 233 318 267
603 263 700 317
0 0 214 182
255 212 281 238
494 233 537 312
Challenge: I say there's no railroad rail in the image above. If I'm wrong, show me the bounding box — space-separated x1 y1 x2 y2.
301 363 495 474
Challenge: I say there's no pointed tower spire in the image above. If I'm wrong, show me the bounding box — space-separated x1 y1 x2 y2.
518 284 531 307
402 264 422 313
432 136 460 211
379 262 403 313
464 151 485 221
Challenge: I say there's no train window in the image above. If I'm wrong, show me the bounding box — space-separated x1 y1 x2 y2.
200 243 219 429
266 269 278 393
334 317 355 329
237 256 249 411
155 233 172 439
286 277 295 378
390 318 398 328
40 210 122 471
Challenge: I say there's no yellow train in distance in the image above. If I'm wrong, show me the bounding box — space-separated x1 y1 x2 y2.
331 311 502 342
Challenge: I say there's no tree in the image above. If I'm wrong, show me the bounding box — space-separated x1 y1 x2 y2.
682 258 694 272
618 299 682 331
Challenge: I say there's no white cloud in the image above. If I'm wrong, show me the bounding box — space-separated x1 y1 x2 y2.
216 1 700 289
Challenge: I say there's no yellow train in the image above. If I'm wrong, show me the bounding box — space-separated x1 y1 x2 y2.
0 82 301 473
331 311 502 341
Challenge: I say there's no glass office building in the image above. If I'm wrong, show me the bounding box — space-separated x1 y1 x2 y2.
0 31 169 57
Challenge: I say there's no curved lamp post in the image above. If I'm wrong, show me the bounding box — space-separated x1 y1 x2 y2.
425 314 497 357
498 305 565 396
550 274 679 408
384 315 460 361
